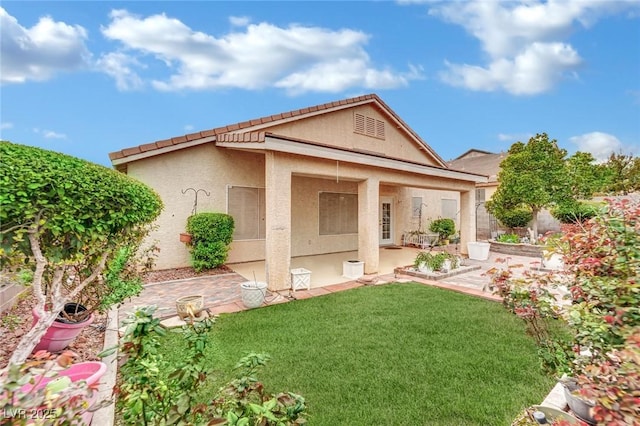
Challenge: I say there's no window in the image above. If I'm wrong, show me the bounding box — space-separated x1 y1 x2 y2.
354 112 385 139
441 199 457 220
227 186 265 240
319 192 358 235
476 188 486 203
412 197 422 218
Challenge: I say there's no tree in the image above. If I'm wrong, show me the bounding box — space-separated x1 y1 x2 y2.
601 152 640 195
0 142 163 365
487 133 570 237
565 151 607 199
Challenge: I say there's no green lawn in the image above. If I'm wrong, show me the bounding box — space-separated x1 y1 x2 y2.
160 283 554 425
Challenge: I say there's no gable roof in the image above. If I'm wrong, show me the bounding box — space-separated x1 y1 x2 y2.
109 94 447 168
447 150 506 183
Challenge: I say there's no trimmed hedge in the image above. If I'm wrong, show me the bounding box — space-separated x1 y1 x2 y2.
0 141 163 263
495 208 532 229
186 213 234 271
552 201 600 224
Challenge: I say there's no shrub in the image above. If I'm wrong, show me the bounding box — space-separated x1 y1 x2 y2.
186 213 234 271
494 208 532 230
0 141 162 365
551 201 600 224
496 233 520 244
429 218 455 240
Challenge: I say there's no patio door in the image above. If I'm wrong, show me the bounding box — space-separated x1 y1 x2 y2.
379 197 394 245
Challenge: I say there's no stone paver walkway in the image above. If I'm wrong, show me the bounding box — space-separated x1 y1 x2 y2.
118 252 545 326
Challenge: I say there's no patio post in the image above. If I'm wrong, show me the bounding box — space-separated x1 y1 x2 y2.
358 177 380 274
265 152 292 291
459 188 476 255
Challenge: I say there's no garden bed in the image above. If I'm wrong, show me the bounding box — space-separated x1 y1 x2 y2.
489 240 544 257
394 264 481 280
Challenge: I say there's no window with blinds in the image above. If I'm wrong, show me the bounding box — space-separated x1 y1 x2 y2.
228 186 265 240
441 198 458 220
476 188 486 203
412 197 422 218
354 112 385 139
319 192 358 235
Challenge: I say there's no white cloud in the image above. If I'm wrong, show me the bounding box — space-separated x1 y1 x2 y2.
100 9 421 94
229 16 250 27
497 132 532 143
0 7 91 84
34 128 67 140
568 132 636 162
96 51 145 91
0 122 13 130
422 0 639 95
184 124 194 131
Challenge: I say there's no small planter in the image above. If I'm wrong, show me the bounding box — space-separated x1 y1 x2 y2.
467 241 490 260
22 361 107 426
343 260 364 280
240 281 267 309
176 295 204 320
180 232 192 244
32 303 94 353
290 268 311 291
562 380 596 425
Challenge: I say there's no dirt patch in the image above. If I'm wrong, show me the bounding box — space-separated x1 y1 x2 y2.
1 265 234 369
142 265 235 284
0 289 107 369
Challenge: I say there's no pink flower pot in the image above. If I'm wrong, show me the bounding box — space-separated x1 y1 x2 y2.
22 361 107 425
32 306 95 353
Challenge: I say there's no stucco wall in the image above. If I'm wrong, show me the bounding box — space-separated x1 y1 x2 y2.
267 105 439 167
126 143 266 269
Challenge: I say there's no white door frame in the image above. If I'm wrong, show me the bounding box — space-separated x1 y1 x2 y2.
379 196 394 245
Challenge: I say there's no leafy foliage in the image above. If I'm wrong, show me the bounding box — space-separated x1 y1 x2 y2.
0 350 105 425
0 141 162 265
601 152 640 195
428 218 455 240
489 197 640 424
492 208 533 230
551 201 600 224
113 306 307 426
496 233 521 244
565 151 608 199
0 141 162 365
487 133 571 235
186 213 235 271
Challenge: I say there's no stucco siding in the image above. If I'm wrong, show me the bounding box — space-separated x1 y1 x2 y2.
265 106 439 167
126 144 266 269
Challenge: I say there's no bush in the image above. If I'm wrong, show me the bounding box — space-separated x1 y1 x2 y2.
186 213 234 271
494 208 532 229
0 141 163 365
551 201 600 224
496 233 520 244
429 218 455 240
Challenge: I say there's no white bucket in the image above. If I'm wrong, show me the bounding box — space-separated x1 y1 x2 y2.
240 281 267 308
467 242 491 261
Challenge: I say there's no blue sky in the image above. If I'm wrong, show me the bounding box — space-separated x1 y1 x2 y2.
1 1 639 167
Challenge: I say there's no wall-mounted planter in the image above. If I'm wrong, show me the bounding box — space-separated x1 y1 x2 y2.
179 232 192 244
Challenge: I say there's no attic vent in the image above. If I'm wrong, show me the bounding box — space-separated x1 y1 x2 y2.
354 112 385 140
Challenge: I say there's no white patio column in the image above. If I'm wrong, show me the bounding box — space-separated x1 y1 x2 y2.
265 152 292 291
358 177 380 274
459 188 476 255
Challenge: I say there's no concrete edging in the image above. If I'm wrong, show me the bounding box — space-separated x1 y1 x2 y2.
91 306 119 426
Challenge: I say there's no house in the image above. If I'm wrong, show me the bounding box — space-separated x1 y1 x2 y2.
448 149 560 240
109 94 487 291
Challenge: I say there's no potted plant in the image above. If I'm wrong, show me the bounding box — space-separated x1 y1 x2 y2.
429 218 455 245
414 251 433 272
1 142 163 366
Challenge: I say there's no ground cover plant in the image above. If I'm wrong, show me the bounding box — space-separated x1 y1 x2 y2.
156 283 554 426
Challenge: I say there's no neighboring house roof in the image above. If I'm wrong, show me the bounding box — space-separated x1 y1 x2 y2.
109 93 447 168
451 149 495 161
447 150 507 184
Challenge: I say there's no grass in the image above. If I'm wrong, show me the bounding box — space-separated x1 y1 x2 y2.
159 283 555 425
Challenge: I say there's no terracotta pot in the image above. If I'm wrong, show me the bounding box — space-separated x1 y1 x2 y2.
180 232 192 243
32 304 94 353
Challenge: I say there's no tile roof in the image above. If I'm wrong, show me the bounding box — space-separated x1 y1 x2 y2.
109 93 446 167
